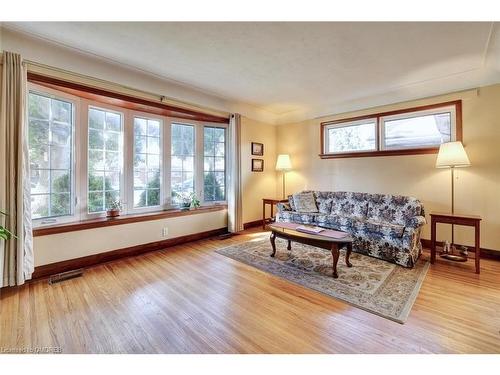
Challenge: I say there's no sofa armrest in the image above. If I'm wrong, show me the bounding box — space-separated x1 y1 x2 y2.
406 215 427 230
276 202 292 213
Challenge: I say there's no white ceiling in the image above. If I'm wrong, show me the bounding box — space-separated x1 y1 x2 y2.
4 22 500 124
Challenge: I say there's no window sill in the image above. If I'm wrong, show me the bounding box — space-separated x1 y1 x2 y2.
319 147 440 159
33 205 228 237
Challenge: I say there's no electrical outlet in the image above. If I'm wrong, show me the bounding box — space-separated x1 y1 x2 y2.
162 227 169 237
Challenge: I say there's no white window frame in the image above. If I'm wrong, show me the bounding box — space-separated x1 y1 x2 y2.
28 84 81 228
168 119 228 207
379 105 457 151
27 85 229 226
81 100 126 220
323 118 378 155
169 119 198 207
127 110 167 213
202 123 228 205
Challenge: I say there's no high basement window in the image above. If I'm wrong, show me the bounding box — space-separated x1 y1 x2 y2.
324 118 377 154
320 101 462 158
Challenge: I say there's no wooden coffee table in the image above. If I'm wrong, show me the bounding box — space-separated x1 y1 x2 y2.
268 224 353 278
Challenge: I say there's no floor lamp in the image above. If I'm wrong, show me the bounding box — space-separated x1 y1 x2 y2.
276 154 292 199
435 141 471 260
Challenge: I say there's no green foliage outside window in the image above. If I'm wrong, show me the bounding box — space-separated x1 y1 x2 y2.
204 172 224 201
137 170 161 207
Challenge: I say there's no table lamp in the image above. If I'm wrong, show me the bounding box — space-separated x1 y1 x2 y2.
276 154 292 199
435 141 470 260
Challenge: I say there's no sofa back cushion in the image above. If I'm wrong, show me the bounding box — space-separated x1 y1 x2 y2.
330 191 369 218
292 191 318 213
367 194 423 226
315 191 334 214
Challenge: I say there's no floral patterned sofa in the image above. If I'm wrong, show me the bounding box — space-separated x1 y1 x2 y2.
276 191 426 268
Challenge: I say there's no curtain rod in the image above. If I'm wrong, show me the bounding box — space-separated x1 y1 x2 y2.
18 57 230 119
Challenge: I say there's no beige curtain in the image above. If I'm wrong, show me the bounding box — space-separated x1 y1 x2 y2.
0 52 34 287
227 113 243 233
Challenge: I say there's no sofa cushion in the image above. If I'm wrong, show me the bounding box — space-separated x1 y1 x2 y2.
315 191 333 214
367 194 423 226
315 213 356 231
330 191 369 218
351 217 405 238
292 191 318 213
279 211 317 225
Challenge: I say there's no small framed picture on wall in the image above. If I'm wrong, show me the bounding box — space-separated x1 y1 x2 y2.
251 142 264 156
252 159 264 172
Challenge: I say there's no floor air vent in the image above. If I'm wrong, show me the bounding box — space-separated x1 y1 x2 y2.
48 269 84 285
217 233 235 240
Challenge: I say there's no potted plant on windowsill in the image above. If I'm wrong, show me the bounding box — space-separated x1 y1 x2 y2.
175 192 201 211
190 193 201 209
106 199 123 218
0 210 16 241
177 192 192 211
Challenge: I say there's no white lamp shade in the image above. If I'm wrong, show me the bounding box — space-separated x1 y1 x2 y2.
276 154 292 171
436 141 471 168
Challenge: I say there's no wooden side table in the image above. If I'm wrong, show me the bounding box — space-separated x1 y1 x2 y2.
262 198 289 230
430 212 482 274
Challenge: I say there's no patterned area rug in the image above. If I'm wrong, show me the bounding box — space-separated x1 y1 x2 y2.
216 236 429 323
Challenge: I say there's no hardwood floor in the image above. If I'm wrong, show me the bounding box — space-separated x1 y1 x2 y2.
1 228 499 353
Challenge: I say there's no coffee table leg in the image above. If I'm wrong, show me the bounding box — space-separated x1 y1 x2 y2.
287 240 291 251
331 244 340 278
345 242 353 268
270 232 277 257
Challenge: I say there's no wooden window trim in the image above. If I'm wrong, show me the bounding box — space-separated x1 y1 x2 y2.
33 205 227 237
319 100 462 159
27 72 229 124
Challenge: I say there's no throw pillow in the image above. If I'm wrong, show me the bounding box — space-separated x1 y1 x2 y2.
292 191 318 213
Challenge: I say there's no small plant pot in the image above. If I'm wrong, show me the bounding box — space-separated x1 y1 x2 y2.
106 209 121 218
180 202 191 211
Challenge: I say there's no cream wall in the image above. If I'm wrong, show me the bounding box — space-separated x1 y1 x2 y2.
34 210 227 266
241 116 277 224
276 85 500 252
